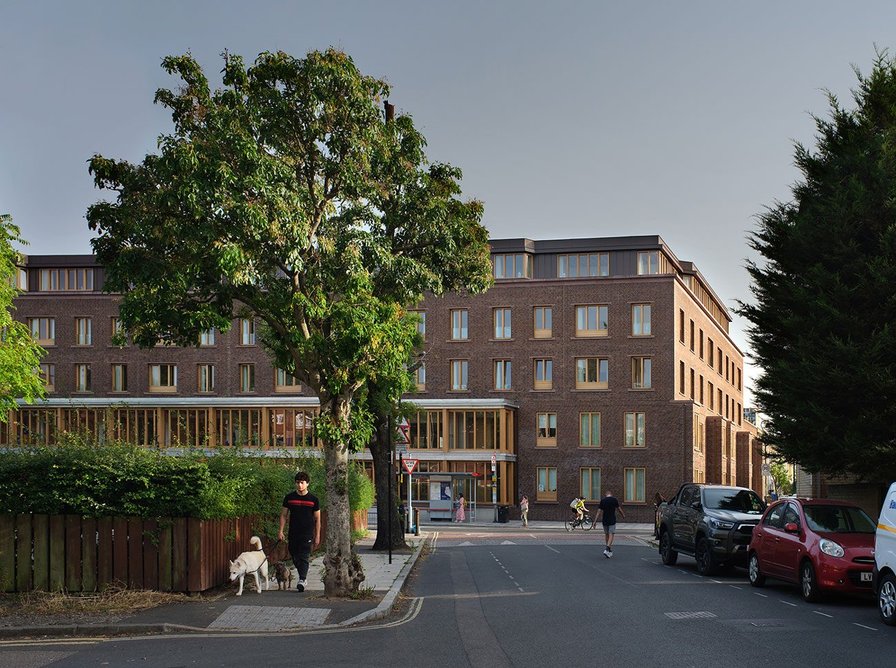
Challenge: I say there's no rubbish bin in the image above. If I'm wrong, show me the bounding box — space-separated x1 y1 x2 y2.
497 505 509 523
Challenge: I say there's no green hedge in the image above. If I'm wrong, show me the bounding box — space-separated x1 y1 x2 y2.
0 441 374 521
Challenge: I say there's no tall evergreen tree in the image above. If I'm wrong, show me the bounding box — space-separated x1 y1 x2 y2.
739 52 896 480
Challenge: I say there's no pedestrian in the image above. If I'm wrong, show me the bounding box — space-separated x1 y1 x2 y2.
278 471 321 592
596 490 625 558
455 493 466 522
520 495 529 527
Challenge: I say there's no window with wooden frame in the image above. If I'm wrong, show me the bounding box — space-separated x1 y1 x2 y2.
689 320 695 351
637 251 659 275
575 357 608 390
632 357 652 389
239 364 256 392
450 309 468 340
197 364 215 392
579 412 601 447
38 268 94 291
493 307 512 339
575 305 608 337
111 364 127 392
631 304 651 336
536 412 557 446
74 317 92 346
533 306 553 339
536 466 557 502
494 360 512 390
581 467 601 501
558 253 608 278
450 360 468 391
533 358 553 390
111 317 126 346
708 339 714 369
240 319 256 345
493 253 532 279
624 412 646 448
149 364 177 393
410 311 426 341
679 361 686 394
39 363 55 391
624 467 646 502
693 414 704 453
28 317 55 345
199 329 216 346
414 364 426 391
275 368 301 392
74 364 91 392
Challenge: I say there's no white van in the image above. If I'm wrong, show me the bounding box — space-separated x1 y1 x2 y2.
875 482 896 626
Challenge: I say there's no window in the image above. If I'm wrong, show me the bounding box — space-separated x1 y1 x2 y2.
679 361 685 394
411 311 426 341
632 304 651 336
737 367 742 392
679 309 685 343
699 330 704 359
533 359 553 390
493 253 531 279
690 368 695 400
75 364 91 392
717 349 722 373
275 368 300 391
536 413 557 446
575 305 608 337
533 306 552 338
28 318 55 345
581 468 601 501
708 382 715 410
239 364 256 392
699 375 704 404
74 318 92 346
38 268 94 291
579 412 601 447
451 360 468 391
693 414 704 453
537 467 557 501
558 253 608 278
632 357 652 389
414 364 426 391
493 308 512 339
494 360 512 390
576 358 608 390
624 468 646 502
13 267 26 291
637 251 659 275
111 364 127 392
111 317 126 345
689 320 695 351
450 309 468 340
149 364 177 393
199 329 216 346
240 319 256 345
624 412 646 448
725 355 730 381
197 364 216 392
708 339 715 369
39 363 55 391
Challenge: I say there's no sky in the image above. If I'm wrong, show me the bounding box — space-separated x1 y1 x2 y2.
3 1 895 405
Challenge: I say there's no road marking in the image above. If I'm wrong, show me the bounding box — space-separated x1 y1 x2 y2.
545 545 560 554
754 592 768 598
779 601 797 607
710 579 722 583
664 611 717 620
853 623 878 631
729 585 742 590
813 611 833 618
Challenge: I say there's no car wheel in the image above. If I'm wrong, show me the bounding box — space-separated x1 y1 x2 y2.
800 560 822 603
879 573 896 626
659 530 678 565
695 538 717 576
748 552 766 587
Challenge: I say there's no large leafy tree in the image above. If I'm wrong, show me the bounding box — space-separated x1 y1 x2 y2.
87 49 490 595
0 213 46 415
740 52 896 481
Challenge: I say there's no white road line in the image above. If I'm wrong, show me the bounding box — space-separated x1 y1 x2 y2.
754 592 768 598
710 579 722 583
780 601 797 607
545 545 560 554
853 623 878 631
813 611 833 618
729 585 742 590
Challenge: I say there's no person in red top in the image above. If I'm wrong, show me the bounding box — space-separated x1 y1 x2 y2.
278 471 321 592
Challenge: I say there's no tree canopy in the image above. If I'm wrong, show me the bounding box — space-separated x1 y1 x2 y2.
739 52 896 481
86 49 491 594
0 213 46 415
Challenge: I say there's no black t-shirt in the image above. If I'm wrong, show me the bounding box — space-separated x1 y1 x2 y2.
282 491 320 540
598 495 620 525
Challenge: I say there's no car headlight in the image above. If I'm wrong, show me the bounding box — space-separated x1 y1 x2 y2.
819 539 844 558
708 517 735 530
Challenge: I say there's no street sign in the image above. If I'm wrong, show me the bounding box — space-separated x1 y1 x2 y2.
761 463 771 475
403 458 418 474
397 422 410 445
491 453 496 471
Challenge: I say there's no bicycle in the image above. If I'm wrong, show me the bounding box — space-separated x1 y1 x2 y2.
565 510 594 531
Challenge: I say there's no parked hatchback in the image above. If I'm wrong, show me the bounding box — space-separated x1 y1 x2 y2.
748 497 876 602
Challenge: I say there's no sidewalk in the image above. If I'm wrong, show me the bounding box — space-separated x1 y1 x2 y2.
0 521 655 638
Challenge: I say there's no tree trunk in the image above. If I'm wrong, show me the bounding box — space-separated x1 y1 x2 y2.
370 411 408 551
321 396 365 597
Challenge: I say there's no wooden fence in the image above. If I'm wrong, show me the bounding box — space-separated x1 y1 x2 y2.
0 509 369 593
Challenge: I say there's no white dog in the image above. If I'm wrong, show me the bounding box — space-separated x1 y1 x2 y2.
228 536 268 596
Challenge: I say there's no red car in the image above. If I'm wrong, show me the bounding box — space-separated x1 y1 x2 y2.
748 497 876 602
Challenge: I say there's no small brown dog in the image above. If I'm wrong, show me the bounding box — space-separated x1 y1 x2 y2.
273 562 294 590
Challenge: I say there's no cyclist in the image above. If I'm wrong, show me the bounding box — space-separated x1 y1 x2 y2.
570 496 587 523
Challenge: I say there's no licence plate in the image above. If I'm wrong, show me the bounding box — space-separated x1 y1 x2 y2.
861 572 872 582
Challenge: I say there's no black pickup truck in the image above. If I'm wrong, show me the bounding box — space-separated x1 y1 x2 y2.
657 483 766 575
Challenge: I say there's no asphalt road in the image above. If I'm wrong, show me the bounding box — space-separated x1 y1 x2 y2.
2 527 894 667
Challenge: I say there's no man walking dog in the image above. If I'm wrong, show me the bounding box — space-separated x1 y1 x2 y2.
596 490 625 558
279 471 321 591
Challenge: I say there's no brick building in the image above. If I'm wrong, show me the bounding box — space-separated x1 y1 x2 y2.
8 236 761 523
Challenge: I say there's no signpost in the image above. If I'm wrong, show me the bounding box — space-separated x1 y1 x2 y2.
491 453 498 521
403 458 418 532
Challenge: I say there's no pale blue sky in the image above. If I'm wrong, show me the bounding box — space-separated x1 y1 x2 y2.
2 1 894 403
